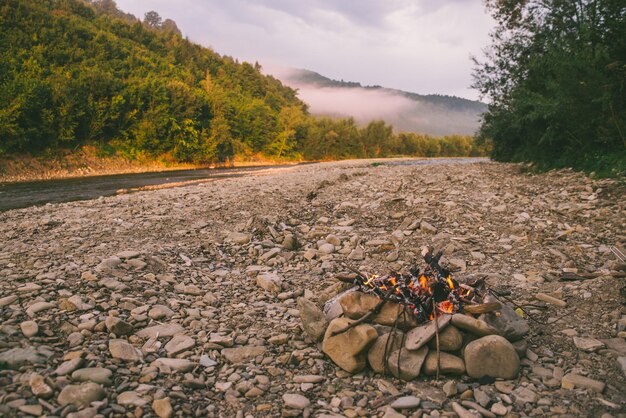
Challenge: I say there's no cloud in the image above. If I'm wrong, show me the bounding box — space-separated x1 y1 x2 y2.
114 0 494 100
268 68 483 135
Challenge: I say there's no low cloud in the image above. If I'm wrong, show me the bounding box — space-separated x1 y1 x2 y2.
268 67 482 136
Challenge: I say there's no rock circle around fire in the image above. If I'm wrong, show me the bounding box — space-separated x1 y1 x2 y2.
304 287 527 383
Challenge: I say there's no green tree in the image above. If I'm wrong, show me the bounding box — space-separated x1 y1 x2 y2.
472 0 626 175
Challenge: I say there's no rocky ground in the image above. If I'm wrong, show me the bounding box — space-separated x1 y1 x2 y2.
0 159 624 418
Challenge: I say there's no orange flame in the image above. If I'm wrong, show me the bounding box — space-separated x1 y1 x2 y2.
438 301 455 313
446 276 454 290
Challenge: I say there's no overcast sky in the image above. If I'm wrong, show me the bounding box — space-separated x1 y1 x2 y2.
115 0 494 101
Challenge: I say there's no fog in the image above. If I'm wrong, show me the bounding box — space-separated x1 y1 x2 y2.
267 67 483 136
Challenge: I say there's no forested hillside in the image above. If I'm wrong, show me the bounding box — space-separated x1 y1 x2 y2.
0 0 487 164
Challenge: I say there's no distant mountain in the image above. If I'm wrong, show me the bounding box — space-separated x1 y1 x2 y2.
269 68 486 136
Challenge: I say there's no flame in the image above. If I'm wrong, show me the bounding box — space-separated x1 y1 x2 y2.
438 301 455 314
446 276 454 290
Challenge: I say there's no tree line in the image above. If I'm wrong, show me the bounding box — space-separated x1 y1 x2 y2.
0 0 487 164
473 0 625 176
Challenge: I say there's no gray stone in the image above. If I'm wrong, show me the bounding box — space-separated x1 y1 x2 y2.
427 324 463 351
479 295 529 342
29 373 53 399
405 314 452 350
322 317 378 373
227 232 251 245
464 335 520 379
136 323 184 339
573 336 605 352
105 317 133 336
117 391 147 407
561 373 605 393
391 396 421 410
0 295 18 307
55 358 83 376
57 383 106 408
20 321 38 338
368 330 404 374
297 297 328 342
72 368 113 386
257 272 282 293
0 347 46 369
618 357 626 378
149 305 175 320
151 358 196 373
422 351 465 375
109 339 143 362
511 386 537 405
451 402 481 418
451 314 498 337
152 397 173 418
25 301 55 317
164 335 195 355
222 346 267 364
283 393 310 409
388 346 429 381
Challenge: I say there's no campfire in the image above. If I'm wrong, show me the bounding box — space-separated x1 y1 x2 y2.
351 248 477 322
313 247 530 382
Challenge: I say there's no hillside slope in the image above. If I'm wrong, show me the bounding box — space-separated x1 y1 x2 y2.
271 68 487 136
0 0 305 162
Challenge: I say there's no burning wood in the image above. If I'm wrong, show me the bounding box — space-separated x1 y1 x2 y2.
341 248 480 324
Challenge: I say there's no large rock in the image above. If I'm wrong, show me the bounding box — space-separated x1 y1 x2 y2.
479 295 529 342
405 314 452 350
0 347 46 369
387 346 429 381
109 339 143 362
257 273 282 293
136 323 184 339
368 330 405 374
451 314 498 337
297 297 328 342
339 291 418 330
222 346 267 364
464 335 520 379
57 383 106 408
164 335 195 356
427 325 463 352
105 317 133 336
322 317 378 373
422 351 466 375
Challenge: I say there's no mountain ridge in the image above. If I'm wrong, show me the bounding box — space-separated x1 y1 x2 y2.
270 67 486 136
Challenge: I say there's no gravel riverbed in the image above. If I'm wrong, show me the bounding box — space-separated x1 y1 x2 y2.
0 159 624 417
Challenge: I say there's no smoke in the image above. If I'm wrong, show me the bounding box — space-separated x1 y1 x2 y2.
266 66 482 136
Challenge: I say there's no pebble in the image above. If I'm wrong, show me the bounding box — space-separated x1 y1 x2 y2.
390 396 421 409
57 382 106 408
109 339 143 362
20 321 38 338
72 368 113 385
117 391 148 407
561 373 605 393
283 393 310 409
152 397 174 418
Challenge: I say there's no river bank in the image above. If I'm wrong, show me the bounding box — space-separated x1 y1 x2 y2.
0 159 624 417
0 147 299 184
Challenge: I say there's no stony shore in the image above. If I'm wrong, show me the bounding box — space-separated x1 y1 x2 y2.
0 159 624 417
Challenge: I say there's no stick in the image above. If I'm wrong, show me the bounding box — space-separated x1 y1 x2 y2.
433 299 440 381
463 302 502 314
